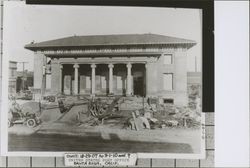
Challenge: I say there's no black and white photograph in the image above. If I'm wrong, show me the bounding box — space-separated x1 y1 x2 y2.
1 1 204 158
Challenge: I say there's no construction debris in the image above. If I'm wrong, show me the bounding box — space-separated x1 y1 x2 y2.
25 92 201 129
58 99 74 114
165 120 179 127
129 110 149 130
87 97 122 124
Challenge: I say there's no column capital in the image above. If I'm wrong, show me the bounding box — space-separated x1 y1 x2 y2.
108 64 114 68
73 64 79 69
126 63 132 68
145 63 148 69
91 64 96 69
60 64 63 69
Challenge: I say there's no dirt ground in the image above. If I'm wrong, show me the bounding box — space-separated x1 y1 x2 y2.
9 94 202 153
9 122 201 153
41 122 201 153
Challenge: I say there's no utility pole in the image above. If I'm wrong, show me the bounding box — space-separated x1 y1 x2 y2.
18 62 28 91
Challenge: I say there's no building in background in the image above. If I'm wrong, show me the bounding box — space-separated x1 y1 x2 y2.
8 61 17 94
25 34 196 105
16 70 34 92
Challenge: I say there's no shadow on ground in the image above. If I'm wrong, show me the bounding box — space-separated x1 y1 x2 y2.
9 132 193 153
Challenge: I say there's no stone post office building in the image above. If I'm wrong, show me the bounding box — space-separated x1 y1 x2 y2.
25 34 196 105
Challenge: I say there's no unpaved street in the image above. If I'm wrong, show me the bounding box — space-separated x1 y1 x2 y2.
8 123 200 153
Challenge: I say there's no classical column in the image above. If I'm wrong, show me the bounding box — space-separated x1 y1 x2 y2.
126 63 132 96
59 64 63 93
91 64 96 95
73 64 79 95
108 64 114 94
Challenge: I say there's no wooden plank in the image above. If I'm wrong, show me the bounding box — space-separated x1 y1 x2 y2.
132 111 139 131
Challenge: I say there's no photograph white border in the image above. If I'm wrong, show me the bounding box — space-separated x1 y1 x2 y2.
1 1 205 158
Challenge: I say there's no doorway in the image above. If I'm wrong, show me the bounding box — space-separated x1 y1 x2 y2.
132 64 146 97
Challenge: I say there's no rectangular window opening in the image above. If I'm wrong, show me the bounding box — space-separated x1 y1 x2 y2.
163 73 173 91
163 98 174 104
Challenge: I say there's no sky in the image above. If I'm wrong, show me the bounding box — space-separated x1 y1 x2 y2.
3 1 202 72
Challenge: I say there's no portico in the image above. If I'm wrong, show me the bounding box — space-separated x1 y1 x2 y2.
59 61 146 96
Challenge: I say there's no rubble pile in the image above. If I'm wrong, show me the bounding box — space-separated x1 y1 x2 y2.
188 84 201 110
143 103 201 129
171 106 201 128
16 93 201 129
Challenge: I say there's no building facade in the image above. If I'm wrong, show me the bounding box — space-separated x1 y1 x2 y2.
9 61 17 94
25 34 196 105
